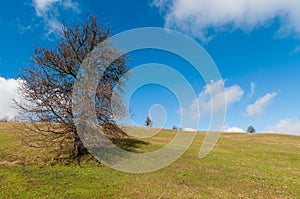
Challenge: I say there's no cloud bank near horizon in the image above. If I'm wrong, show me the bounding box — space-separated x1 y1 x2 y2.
267 118 300 135
0 77 23 120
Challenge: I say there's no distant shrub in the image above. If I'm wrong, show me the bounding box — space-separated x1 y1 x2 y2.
247 125 256 133
145 116 152 127
0 117 9 122
172 126 178 130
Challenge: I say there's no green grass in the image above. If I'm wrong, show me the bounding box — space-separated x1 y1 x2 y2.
0 122 299 198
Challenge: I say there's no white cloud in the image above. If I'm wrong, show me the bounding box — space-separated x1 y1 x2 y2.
266 118 300 135
0 77 23 120
62 0 80 13
153 0 300 41
17 18 34 34
250 82 255 96
183 127 197 132
246 92 277 117
223 126 245 133
33 0 61 17
32 0 80 35
290 46 300 56
183 79 244 119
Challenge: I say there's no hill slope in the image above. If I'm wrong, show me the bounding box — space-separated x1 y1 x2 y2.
0 123 299 198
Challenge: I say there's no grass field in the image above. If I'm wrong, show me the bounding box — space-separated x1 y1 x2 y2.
0 122 299 198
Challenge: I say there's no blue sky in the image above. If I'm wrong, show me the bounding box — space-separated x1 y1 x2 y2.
1 0 300 135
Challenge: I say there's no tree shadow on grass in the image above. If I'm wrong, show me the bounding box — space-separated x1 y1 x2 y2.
102 124 150 153
111 137 149 153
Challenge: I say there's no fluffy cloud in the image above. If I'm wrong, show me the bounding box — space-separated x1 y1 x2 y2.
0 77 23 120
199 79 244 116
33 0 61 17
32 0 80 35
183 79 244 119
153 0 300 41
223 126 245 133
183 128 197 132
266 118 300 135
246 92 277 117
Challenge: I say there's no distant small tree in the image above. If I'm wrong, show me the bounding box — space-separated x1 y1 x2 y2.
0 117 9 122
145 116 152 127
247 125 256 133
172 125 178 130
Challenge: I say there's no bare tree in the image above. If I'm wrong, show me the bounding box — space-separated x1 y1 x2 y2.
0 116 9 122
15 16 129 164
145 116 152 127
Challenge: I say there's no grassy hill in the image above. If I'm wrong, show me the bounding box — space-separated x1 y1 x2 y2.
0 122 299 198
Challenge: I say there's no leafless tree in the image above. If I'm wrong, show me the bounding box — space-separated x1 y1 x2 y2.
0 116 9 122
15 16 129 164
145 116 152 127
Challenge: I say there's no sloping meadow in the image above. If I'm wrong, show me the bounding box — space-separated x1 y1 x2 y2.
0 123 299 198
